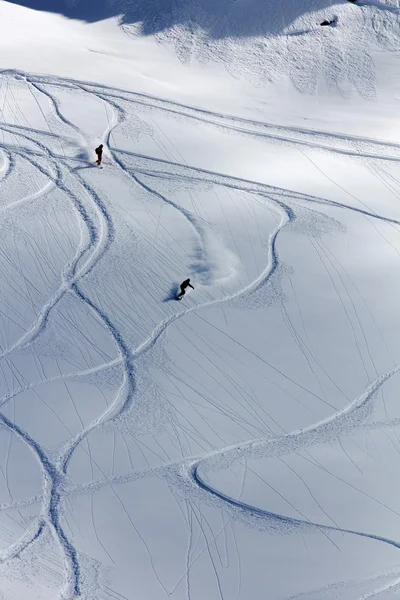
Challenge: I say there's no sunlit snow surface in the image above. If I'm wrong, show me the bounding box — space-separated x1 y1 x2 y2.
1 1 400 598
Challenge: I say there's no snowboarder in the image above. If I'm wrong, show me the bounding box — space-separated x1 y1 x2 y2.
95 144 103 166
177 278 194 299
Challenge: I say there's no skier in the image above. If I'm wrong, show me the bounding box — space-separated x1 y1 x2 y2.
177 278 194 299
95 144 103 166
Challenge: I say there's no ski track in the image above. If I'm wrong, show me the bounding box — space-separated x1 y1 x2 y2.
0 69 400 598
188 364 400 538
0 147 12 182
0 75 119 598
79 87 212 272
20 69 400 162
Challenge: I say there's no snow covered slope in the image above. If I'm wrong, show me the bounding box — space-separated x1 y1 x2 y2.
1 0 400 598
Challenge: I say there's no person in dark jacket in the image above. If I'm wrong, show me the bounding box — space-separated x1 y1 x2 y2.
95 144 103 166
177 278 194 298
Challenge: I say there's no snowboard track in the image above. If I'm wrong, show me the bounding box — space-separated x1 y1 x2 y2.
1 70 400 598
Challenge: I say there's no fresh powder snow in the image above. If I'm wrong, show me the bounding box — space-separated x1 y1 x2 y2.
0 0 400 598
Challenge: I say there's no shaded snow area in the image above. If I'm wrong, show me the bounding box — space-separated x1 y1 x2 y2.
2 0 400 598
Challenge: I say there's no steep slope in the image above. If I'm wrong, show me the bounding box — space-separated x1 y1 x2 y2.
1 1 400 599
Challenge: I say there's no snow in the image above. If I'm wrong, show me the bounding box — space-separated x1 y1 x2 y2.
1 0 400 598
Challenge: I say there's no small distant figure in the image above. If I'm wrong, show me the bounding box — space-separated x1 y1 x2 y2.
177 278 194 299
95 144 103 166
320 18 336 26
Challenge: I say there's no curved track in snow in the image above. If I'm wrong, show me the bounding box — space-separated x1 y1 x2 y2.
1 69 400 599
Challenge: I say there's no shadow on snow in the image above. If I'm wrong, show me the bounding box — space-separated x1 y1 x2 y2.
6 0 344 37
163 283 180 302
